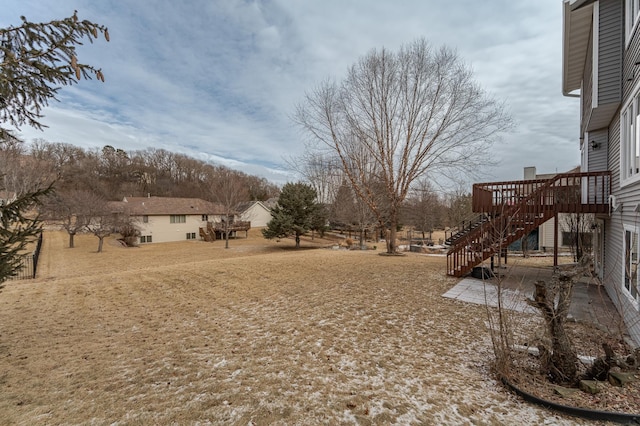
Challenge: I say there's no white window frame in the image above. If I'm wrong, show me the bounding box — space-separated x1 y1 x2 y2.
620 82 640 187
623 224 640 309
627 0 640 45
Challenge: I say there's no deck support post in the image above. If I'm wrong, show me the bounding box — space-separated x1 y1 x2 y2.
553 213 559 268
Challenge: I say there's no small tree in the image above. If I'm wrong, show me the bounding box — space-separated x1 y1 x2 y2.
43 190 92 248
81 193 117 253
262 182 321 248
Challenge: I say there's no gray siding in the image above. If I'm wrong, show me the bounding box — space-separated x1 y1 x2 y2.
588 129 609 171
597 0 623 105
582 33 594 135
623 8 640 100
605 111 640 345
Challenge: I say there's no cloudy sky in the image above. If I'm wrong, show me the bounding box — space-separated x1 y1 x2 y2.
2 0 580 187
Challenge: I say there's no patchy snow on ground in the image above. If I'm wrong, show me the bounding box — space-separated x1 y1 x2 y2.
0 232 622 425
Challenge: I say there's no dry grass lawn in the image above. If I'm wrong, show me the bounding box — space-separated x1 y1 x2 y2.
0 230 605 425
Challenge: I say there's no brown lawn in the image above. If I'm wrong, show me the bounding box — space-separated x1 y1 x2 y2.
0 230 608 425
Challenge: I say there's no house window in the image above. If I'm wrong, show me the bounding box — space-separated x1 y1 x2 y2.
143 215 149 223
627 0 640 41
170 215 186 223
202 214 208 222
186 232 196 240
140 235 153 243
620 91 640 185
623 227 640 306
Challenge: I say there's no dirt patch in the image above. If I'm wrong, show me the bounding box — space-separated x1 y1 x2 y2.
0 231 628 424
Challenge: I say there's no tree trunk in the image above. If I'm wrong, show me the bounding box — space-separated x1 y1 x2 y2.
97 236 104 253
528 266 586 384
69 232 75 248
225 224 229 249
387 218 398 254
295 234 300 248
359 228 365 250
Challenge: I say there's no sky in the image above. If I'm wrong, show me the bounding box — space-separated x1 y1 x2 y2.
1 0 580 189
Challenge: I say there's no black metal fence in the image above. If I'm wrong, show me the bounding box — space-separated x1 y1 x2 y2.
8 233 43 281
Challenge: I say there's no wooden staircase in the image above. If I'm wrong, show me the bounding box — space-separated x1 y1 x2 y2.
446 171 611 277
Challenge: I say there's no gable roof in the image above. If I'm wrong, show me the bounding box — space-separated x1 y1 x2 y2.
111 196 226 216
235 200 271 213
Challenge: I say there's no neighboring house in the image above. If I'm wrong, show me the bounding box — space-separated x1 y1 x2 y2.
263 197 279 210
235 200 272 227
111 196 230 244
562 0 640 345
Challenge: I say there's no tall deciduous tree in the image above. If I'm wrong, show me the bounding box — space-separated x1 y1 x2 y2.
262 182 321 248
296 38 512 253
205 166 249 249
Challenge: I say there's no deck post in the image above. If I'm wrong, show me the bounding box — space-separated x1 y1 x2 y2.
553 213 558 268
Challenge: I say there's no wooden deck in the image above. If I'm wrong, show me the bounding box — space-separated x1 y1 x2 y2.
447 171 611 277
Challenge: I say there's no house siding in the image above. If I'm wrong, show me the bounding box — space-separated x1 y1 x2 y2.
623 13 640 100
137 214 212 243
582 32 594 134
604 84 640 344
238 202 272 227
597 0 623 105
588 128 609 171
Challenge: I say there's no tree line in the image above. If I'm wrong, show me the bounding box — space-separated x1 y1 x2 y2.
1 138 280 203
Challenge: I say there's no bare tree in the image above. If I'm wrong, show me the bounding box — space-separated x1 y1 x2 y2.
288 151 343 205
82 193 118 253
296 38 512 253
562 213 594 262
205 167 249 249
43 190 92 248
403 179 443 241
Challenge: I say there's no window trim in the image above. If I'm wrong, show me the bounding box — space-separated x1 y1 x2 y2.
619 79 640 187
626 0 640 46
622 224 640 309
170 214 186 224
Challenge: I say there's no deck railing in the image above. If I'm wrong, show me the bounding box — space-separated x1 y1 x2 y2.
472 171 611 214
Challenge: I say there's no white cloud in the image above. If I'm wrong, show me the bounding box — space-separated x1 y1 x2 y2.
2 0 579 187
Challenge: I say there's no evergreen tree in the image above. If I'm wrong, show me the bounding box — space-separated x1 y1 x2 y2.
262 182 321 248
0 12 108 279
0 184 52 285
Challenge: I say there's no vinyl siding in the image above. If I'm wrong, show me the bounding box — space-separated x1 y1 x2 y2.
605 110 640 344
597 0 623 105
588 129 609 171
582 34 594 135
137 214 222 243
623 12 640 100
